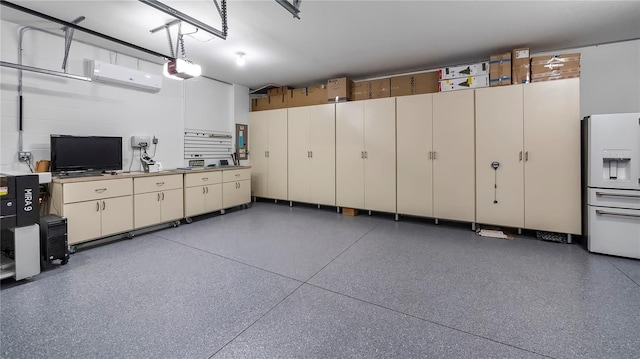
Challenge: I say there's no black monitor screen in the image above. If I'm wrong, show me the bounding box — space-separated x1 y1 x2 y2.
51 135 122 172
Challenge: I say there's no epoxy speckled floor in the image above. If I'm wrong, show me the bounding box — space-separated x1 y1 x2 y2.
2 202 639 358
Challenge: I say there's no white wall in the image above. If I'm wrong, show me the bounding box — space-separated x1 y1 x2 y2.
0 20 241 173
534 39 640 119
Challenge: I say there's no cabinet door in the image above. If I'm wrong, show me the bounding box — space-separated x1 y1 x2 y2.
249 111 268 197
287 107 311 203
336 101 365 209
432 90 476 222
134 192 161 229
397 94 433 217
309 104 336 206
223 180 251 208
267 109 289 200
364 97 397 213
160 188 184 222
184 186 207 217
205 184 223 212
475 85 525 228
524 78 581 234
101 196 134 237
63 201 101 244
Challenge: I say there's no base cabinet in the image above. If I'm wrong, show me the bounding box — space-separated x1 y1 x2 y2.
50 178 133 245
134 174 184 229
222 168 251 208
184 171 223 217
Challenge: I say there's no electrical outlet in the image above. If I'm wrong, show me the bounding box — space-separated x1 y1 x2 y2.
18 151 32 162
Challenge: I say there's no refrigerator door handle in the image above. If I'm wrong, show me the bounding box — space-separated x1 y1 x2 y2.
596 192 640 199
596 210 640 219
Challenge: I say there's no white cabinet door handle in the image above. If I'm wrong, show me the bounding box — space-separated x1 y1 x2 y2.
596 210 640 219
519 151 523 161
96 202 100 211
157 193 160 201
95 188 107 193
203 187 206 194
202 177 208 181
162 192 165 200
524 151 529 161
596 192 640 199
102 201 105 210
156 182 165 186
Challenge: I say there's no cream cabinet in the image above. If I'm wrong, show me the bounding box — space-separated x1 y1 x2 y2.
50 178 133 245
336 97 396 213
222 168 251 208
475 79 581 234
475 85 525 228
396 94 434 218
184 171 222 218
523 78 581 234
432 90 476 222
288 104 336 206
249 109 288 200
134 174 184 229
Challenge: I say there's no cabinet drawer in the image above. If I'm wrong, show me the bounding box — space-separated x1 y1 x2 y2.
62 178 132 204
184 171 222 187
222 169 250 183
134 174 183 194
589 188 640 210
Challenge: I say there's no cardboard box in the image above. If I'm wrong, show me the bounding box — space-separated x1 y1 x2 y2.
327 77 353 103
512 48 530 84
370 78 391 99
351 81 370 101
307 84 327 105
489 52 512 87
267 86 288 96
531 53 580 82
439 75 489 92
390 72 439 96
439 62 490 80
250 94 288 111
342 207 358 216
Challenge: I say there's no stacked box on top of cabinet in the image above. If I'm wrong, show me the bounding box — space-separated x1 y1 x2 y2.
489 52 511 86
531 53 580 82
512 48 530 84
438 62 490 92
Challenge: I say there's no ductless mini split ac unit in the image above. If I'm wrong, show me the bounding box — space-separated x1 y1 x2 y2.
87 60 162 93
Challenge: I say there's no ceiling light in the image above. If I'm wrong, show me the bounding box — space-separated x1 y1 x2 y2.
163 58 201 80
236 52 246 66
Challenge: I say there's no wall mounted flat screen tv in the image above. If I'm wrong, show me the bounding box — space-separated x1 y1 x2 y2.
51 135 122 173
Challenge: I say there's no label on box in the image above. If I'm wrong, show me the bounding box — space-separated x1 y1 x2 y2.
515 49 529 59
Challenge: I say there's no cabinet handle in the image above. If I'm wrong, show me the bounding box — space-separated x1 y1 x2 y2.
157 193 161 201
238 182 241 188
364 151 368 159
361 151 364 159
596 210 640 219
428 151 432 160
524 151 529 161
235 174 240 177
519 151 523 161
203 187 206 194
102 201 106 210
162 192 165 200
94 188 107 193
156 182 165 186
596 192 640 199
202 177 208 181
206 187 209 194
433 151 437 160
310 151 313 158
96 202 100 211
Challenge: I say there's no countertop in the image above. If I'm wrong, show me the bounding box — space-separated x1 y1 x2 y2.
51 166 251 184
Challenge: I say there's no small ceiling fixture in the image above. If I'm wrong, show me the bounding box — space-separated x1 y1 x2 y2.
236 52 246 66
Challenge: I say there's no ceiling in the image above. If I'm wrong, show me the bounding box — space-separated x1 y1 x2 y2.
1 0 639 91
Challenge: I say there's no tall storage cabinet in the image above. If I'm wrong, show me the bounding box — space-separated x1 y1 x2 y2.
475 85 525 228
524 78 581 234
288 104 336 206
432 90 476 222
249 109 288 200
336 97 396 213
396 94 434 218
475 78 581 235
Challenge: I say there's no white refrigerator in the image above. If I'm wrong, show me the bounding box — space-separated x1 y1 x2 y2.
584 113 640 259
